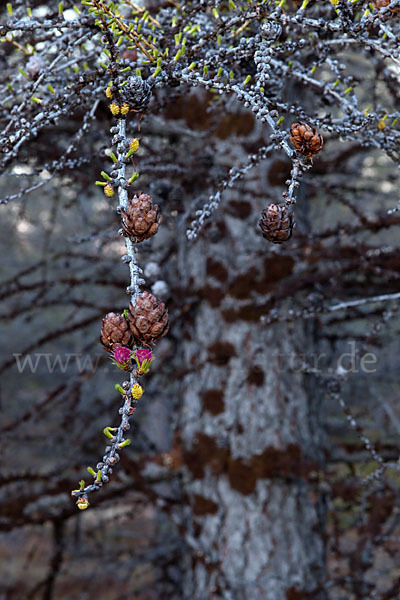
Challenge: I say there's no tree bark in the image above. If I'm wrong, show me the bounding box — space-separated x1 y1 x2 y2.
176 206 326 599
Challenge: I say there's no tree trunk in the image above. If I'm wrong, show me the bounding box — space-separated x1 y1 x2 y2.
176 203 326 599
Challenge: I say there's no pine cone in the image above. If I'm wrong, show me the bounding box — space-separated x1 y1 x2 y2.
128 291 169 344
259 204 294 244
121 193 161 242
100 312 132 352
289 122 323 158
121 76 151 112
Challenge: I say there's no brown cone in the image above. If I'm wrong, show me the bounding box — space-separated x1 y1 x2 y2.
128 291 169 344
121 193 161 242
259 204 294 244
100 312 132 352
372 0 399 10
289 122 323 159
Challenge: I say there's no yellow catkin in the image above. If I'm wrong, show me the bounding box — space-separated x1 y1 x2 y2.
76 496 90 510
131 383 143 400
109 102 120 115
104 184 114 197
129 138 140 152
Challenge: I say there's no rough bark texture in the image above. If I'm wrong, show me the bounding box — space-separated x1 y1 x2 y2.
176 209 326 599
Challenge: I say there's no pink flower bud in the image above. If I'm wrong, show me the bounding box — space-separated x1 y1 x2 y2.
134 349 154 375
135 349 153 366
111 346 132 371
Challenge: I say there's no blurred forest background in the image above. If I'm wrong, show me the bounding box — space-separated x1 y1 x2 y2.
1 1 400 599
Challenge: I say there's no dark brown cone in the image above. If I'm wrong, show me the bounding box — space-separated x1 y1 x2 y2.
289 122 323 159
259 204 294 244
121 193 161 242
128 291 169 345
100 312 132 352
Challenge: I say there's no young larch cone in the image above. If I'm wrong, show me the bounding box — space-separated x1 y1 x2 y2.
128 291 169 345
134 349 154 375
121 76 151 111
111 346 132 370
121 193 161 242
100 312 132 352
259 204 295 244
289 122 323 159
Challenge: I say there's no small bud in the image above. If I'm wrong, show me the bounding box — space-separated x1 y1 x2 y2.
103 426 117 439
105 86 113 98
104 184 114 197
100 170 112 182
131 383 143 400
128 172 139 184
118 439 131 448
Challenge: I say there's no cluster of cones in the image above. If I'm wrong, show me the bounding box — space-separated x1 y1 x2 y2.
259 122 323 244
100 188 167 371
102 122 323 353
100 291 169 354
